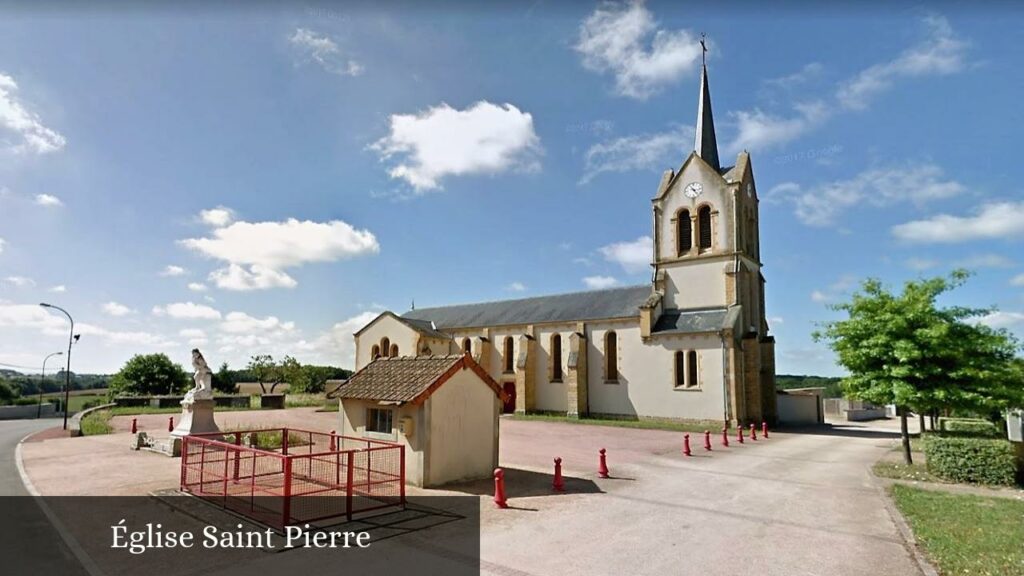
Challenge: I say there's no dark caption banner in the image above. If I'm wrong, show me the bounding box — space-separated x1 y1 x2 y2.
0 496 480 576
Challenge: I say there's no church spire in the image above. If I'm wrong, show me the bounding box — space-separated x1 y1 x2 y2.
693 34 720 172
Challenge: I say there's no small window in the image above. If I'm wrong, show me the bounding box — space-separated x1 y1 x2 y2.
380 337 390 357
462 338 472 355
687 350 698 388
674 351 686 387
551 334 563 382
503 336 515 373
389 344 399 358
698 206 712 250
677 209 692 255
366 408 393 434
371 344 380 359
604 331 618 382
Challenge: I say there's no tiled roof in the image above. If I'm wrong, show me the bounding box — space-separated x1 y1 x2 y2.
651 307 739 335
401 285 651 329
328 355 502 404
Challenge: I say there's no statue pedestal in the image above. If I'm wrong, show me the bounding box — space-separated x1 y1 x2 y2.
170 399 222 454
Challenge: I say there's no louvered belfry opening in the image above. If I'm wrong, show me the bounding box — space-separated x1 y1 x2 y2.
698 206 712 250
678 209 692 255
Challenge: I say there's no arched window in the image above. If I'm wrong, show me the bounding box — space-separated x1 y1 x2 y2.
674 351 686 387
503 336 515 373
462 338 472 355
687 350 698 388
551 334 563 382
371 344 380 360
389 344 399 358
677 209 692 255
380 337 390 358
698 206 712 250
604 331 618 381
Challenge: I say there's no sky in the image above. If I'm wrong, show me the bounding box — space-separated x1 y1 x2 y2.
1 1 1023 376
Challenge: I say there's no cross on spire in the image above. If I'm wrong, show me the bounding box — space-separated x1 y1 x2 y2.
693 33 720 172
700 32 707 67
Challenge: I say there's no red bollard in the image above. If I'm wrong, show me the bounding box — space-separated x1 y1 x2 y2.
168 416 174 432
329 430 336 451
553 457 565 491
131 418 137 434
722 427 730 448
598 448 610 478
762 421 769 439
737 426 745 444
683 434 692 457
750 423 758 441
703 430 712 451
493 468 508 508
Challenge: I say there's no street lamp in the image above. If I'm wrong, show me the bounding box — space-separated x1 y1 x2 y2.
37 351 63 419
39 303 76 430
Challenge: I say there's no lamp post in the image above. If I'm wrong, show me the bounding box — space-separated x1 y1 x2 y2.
36 351 63 419
39 303 75 430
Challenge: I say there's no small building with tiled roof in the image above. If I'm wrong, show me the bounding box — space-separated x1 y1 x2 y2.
329 353 505 487
349 61 776 428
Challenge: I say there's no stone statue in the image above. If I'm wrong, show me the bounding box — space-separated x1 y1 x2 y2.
183 348 214 403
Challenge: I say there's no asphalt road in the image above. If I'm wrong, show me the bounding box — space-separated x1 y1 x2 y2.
0 418 91 576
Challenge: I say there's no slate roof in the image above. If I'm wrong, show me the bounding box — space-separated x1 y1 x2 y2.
651 307 740 335
401 285 652 329
327 355 502 405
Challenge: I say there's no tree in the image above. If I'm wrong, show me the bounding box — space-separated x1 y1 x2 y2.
247 354 282 394
108 354 190 397
815 271 1022 464
213 362 237 394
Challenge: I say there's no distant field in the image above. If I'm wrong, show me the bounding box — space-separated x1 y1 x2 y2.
235 382 291 395
40 389 108 412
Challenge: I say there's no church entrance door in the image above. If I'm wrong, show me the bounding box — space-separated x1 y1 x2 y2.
502 382 516 414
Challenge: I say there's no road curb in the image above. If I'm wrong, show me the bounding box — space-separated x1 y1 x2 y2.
15 430 42 497
874 476 940 576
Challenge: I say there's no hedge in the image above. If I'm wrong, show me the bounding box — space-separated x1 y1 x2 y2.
924 435 1021 486
937 417 1002 438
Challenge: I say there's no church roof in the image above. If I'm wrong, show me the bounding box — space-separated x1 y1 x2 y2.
694 63 720 172
402 285 652 329
651 307 739 335
327 354 503 405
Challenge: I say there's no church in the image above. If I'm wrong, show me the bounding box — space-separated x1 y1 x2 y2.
351 61 777 426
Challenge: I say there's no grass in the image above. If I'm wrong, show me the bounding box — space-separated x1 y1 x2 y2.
284 393 333 409
108 405 260 416
891 484 1024 575
220 428 311 450
873 460 942 483
40 391 107 413
80 409 113 436
512 412 717 433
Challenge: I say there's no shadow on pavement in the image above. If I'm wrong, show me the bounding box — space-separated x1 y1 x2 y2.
776 423 902 440
443 467 604 498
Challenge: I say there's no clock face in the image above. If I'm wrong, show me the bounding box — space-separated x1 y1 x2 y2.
683 182 703 198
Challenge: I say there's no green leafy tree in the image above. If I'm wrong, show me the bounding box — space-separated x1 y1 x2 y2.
213 361 237 394
247 354 282 394
109 354 190 397
0 379 19 405
815 271 1022 464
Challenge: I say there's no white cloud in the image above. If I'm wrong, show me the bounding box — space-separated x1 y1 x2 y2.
955 254 1014 269
811 275 858 304
575 0 702 99
198 206 234 227
34 193 63 207
0 72 66 154
580 126 692 184
220 311 296 335
506 282 526 292
292 311 379 368
810 290 829 303
371 101 541 192
209 264 297 292
1011 274 1024 287
152 301 222 320
289 28 363 76
102 301 133 317
599 236 652 274
159 265 187 277
0 302 66 331
892 202 1024 244
48 285 66 293
906 257 939 271
3 276 35 288
187 282 208 292
583 275 619 290
837 15 968 110
978 311 1024 330
74 323 176 348
178 328 208 346
727 101 829 153
770 163 965 227
0 238 5 254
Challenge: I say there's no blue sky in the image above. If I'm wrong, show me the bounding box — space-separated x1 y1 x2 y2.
1 2 1022 375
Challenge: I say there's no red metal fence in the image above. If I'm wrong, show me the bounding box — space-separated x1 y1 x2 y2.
180 428 405 528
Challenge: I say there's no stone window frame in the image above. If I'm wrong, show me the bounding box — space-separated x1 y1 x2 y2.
389 343 399 358
503 336 515 374
673 349 701 390
380 337 391 358
603 331 619 383
686 350 700 389
371 344 381 360
549 333 564 383
462 337 472 355
366 407 394 435
676 208 693 256
696 204 713 252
